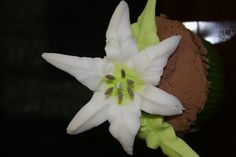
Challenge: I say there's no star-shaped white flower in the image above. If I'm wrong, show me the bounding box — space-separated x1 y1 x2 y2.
42 1 183 155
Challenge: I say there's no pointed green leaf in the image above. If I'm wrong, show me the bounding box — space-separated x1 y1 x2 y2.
131 0 159 51
138 114 199 157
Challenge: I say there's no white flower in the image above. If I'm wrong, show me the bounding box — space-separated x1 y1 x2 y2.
42 1 183 155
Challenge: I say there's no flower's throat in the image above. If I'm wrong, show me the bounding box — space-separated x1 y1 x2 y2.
104 69 135 104
104 65 143 105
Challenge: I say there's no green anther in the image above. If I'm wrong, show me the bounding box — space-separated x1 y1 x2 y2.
127 79 135 85
127 87 134 98
105 87 113 95
121 69 126 78
118 91 123 102
105 74 115 80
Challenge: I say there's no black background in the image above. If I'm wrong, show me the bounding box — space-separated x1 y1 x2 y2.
1 0 236 156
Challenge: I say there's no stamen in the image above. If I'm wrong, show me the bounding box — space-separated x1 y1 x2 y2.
118 91 123 102
105 74 115 80
105 87 113 95
127 79 135 85
127 87 134 98
121 69 126 78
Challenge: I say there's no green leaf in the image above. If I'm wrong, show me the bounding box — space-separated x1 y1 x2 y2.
146 131 160 149
138 114 199 157
131 0 159 51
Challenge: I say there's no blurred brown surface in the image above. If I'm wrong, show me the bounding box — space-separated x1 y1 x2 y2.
1 0 236 156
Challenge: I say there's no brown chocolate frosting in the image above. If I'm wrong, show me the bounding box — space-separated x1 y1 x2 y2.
157 15 209 134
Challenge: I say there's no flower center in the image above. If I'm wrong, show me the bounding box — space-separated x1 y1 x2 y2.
104 64 143 105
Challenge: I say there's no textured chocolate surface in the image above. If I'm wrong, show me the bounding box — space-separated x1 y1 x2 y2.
157 15 209 133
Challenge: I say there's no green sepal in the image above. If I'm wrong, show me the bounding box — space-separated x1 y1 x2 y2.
131 0 160 51
138 114 199 157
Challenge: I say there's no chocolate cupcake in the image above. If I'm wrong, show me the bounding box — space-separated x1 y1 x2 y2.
156 15 209 134
156 15 224 134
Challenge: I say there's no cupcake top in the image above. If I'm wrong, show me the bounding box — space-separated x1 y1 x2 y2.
156 15 209 133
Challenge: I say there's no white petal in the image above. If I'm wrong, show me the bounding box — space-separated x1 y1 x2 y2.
108 95 141 155
67 92 108 134
42 53 113 91
139 85 183 116
105 1 138 63
127 35 181 85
